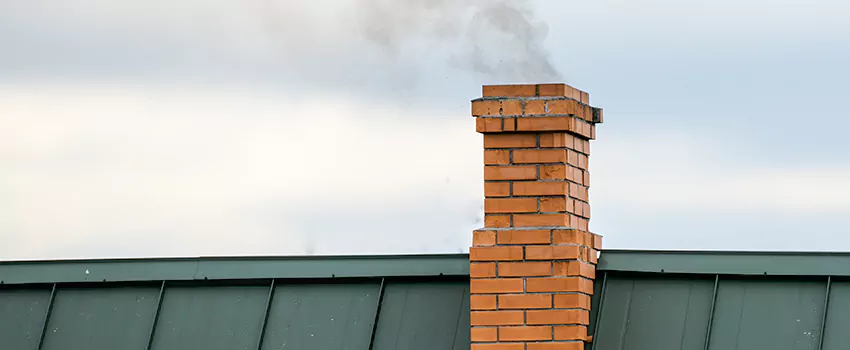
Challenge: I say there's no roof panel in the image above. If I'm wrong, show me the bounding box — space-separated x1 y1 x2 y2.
260 281 380 350
41 286 159 350
150 285 269 350
0 288 51 350
372 280 469 350
823 281 850 350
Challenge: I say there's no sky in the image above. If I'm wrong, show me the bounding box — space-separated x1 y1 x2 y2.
2 0 850 260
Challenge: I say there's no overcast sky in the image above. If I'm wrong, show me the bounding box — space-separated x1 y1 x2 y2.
2 0 850 260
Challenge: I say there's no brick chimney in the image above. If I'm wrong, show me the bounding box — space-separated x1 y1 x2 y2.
469 83 603 350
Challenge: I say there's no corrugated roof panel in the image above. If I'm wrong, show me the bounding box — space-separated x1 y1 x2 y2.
261 281 380 349
41 286 160 350
150 285 269 350
0 288 51 349
823 281 850 349
372 280 469 350
593 275 715 350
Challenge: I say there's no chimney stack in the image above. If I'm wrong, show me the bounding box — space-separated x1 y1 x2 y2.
469 83 603 350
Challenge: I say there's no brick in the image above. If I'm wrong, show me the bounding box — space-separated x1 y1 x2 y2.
591 233 603 249
499 326 552 341
497 230 551 244
554 325 587 341
476 117 503 132
501 100 523 116
470 278 524 294
472 100 500 116
485 182 511 197
473 230 497 246
516 117 573 132
484 150 511 165
577 153 588 169
567 150 580 167
485 214 511 228
554 294 591 310
512 149 567 164
526 309 589 325
552 229 592 246
513 182 567 196
483 85 536 97
485 198 538 213
526 245 580 260
554 261 596 279
471 327 498 342
569 167 582 184
471 295 497 310
513 213 570 228
579 91 589 104
568 183 588 201
539 132 577 148
541 165 567 180
525 100 546 114
537 83 565 97
587 248 598 264
526 341 584 350
548 99 578 115
504 118 517 131
471 311 525 326
484 166 537 180
574 216 589 231
540 197 572 213
470 246 523 261
499 294 552 309
526 277 593 294
471 344 525 350
483 134 537 148
470 262 497 278
499 262 551 277
582 171 590 186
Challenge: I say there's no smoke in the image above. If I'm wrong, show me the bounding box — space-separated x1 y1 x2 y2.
353 0 562 81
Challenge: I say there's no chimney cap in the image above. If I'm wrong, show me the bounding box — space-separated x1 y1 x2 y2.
482 83 589 104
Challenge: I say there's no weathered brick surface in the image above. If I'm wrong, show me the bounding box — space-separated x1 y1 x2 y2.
470 83 603 349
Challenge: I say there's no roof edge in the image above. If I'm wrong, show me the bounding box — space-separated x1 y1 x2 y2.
0 254 471 285
598 249 850 277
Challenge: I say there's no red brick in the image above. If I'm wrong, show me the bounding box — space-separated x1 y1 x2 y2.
471 295 497 310
498 262 551 277
471 327 498 342
526 245 580 260
527 342 583 350
499 326 552 341
554 261 596 279
516 117 573 132
554 294 591 310
513 182 567 196
473 230 497 246
470 246 523 261
483 134 537 148
499 294 552 309
473 100 500 116
513 213 570 227
591 234 603 249
540 197 572 213
502 100 523 116
497 230 551 244
470 278 524 294
485 214 511 228
484 150 511 165
470 263 497 278
526 277 593 294
540 132 577 148
476 117 503 132
504 118 517 131
541 165 567 180
485 182 511 197
526 309 589 325
471 344 525 350
567 150 580 167
554 325 587 341
485 166 537 180
483 85 536 97
552 229 592 246
471 311 525 326
568 183 588 201
485 198 538 213
548 99 579 115
525 100 546 114
512 149 566 164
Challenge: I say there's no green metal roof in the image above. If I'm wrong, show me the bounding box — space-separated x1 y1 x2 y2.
3 250 850 349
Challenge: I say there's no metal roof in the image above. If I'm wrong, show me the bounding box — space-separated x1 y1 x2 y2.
4 250 850 349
